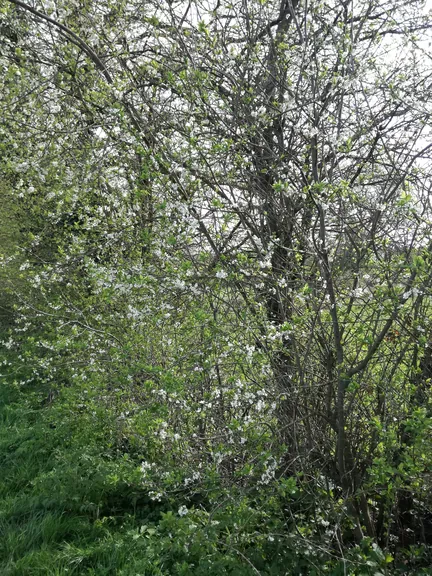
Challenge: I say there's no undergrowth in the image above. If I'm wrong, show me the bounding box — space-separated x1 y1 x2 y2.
1 346 431 575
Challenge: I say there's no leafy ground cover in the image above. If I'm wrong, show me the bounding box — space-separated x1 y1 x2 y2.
0 348 430 575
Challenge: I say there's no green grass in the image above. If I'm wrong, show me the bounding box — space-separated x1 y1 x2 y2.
0 365 160 575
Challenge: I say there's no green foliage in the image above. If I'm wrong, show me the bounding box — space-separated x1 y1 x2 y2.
0 180 26 326
3 344 424 575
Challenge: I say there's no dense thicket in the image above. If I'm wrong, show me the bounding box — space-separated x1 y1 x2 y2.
1 0 432 573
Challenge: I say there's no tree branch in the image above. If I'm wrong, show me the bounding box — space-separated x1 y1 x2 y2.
6 0 113 83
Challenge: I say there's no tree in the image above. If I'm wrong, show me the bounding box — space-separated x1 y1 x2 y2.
2 0 432 563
